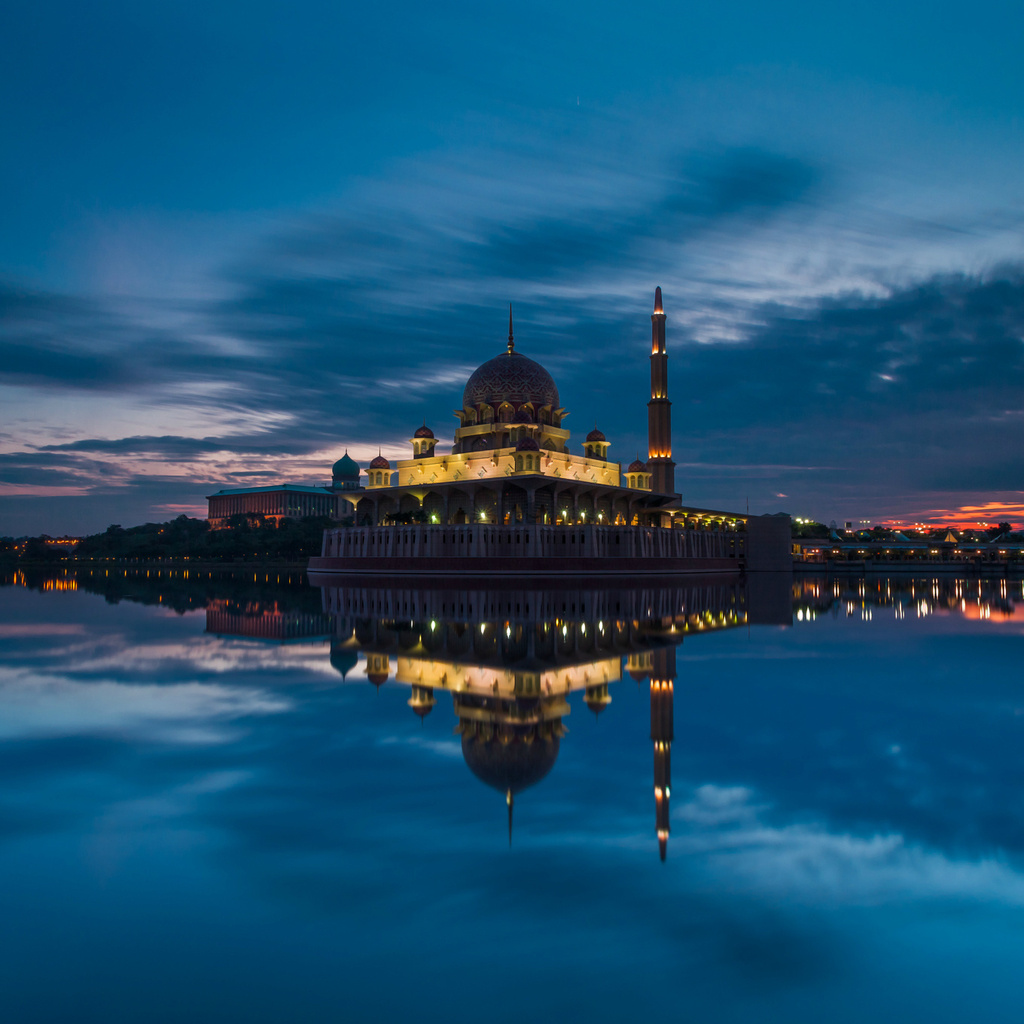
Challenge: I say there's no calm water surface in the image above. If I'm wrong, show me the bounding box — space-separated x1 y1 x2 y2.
1 569 1023 1023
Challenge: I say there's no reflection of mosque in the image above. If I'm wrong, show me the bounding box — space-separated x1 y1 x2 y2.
322 578 791 859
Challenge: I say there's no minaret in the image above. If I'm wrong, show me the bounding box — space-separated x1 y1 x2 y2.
650 644 676 861
647 287 676 495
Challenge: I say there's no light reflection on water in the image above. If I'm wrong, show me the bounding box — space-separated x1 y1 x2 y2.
1 567 1023 1024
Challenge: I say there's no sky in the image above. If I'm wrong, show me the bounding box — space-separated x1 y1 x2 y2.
2 1 1024 535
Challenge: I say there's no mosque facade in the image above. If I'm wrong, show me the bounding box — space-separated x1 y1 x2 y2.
327 294 677 530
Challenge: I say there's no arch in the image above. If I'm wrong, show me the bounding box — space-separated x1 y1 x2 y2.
355 497 375 526
502 484 529 524
474 488 498 523
448 488 471 526
422 491 445 524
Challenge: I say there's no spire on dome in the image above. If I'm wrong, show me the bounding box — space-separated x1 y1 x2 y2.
507 304 514 354
654 286 663 314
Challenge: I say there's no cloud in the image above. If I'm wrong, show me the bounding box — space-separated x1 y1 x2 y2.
1 135 1022 532
675 784 1024 907
0 667 291 743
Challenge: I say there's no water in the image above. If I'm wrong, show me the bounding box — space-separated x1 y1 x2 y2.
1 568 1023 1023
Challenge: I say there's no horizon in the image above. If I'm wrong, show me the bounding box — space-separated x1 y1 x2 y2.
3 3 1024 536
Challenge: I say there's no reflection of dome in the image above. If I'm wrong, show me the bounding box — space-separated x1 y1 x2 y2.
329 647 358 679
414 424 435 438
367 668 389 686
584 685 612 716
627 458 647 473
586 427 606 442
332 452 359 478
369 453 391 470
462 734 560 795
516 436 540 451
409 685 436 719
463 351 560 410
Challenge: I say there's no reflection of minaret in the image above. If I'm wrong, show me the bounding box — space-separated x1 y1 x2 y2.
650 645 676 861
647 286 676 495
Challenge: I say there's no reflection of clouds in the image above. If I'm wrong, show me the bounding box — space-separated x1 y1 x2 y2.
676 784 1024 906
0 623 87 637
377 734 463 760
5 632 355 682
0 667 290 743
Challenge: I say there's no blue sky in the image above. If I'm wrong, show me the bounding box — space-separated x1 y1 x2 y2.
3 1 1024 534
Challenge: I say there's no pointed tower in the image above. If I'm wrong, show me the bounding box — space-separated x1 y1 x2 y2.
647 287 676 495
650 644 676 861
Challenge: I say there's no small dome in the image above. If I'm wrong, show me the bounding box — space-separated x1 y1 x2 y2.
516 437 540 451
586 427 606 443
369 454 391 470
513 407 533 423
367 668 389 686
627 459 647 473
332 452 359 478
414 424 435 439
329 647 358 679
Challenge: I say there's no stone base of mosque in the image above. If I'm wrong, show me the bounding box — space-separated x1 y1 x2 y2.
308 519 791 576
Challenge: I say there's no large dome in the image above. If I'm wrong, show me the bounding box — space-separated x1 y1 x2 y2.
462 350 560 410
462 734 560 795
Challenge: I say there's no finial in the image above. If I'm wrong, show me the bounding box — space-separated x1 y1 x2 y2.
654 286 663 314
507 304 514 354
507 788 513 846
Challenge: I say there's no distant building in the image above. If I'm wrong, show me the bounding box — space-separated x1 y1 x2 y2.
206 484 340 528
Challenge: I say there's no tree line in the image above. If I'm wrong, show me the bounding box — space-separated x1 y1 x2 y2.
1 513 335 564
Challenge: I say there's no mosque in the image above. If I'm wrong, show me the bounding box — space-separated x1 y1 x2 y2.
324 292 677 530
210 288 790 573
